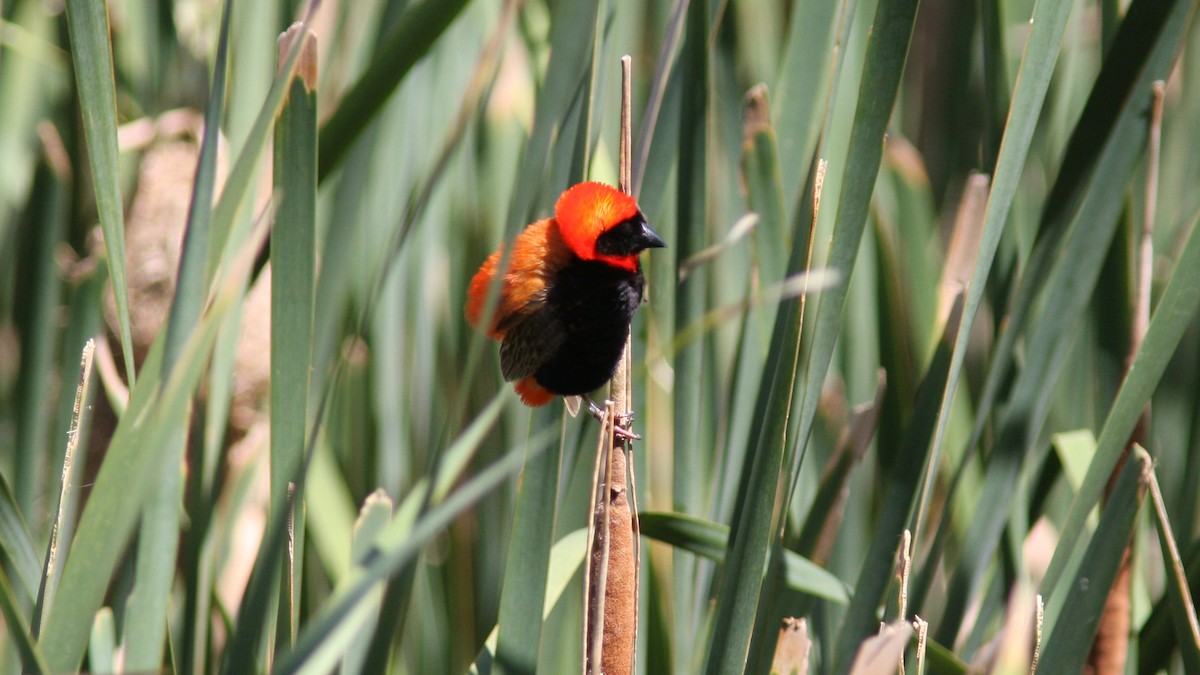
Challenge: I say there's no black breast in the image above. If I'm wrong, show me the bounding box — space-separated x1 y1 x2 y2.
533 259 644 396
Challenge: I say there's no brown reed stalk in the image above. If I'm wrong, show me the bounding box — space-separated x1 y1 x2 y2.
583 54 639 675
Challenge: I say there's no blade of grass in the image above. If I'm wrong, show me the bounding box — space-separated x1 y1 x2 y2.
317 0 473 179
713 147 825 673
712 87 788 530
305 441 358 585
63 0 136 385
273 427 560 674
123 3 237 668
1035 448 1150 674
709 0 916 667
223 389 509 673
272 24 319 644
953 0 1190 491
626 512 851 605
494 414 564 675
1040 206 1200 606
207 1 318 282
12 152 67 514
339 491 395 675
674 2 712 670
772 0 841 209
1146 455 1200 673
472 529 590 674
832 295 962 671
37 215 271 673
706 71 834 675
32 340 95 637
1139 539 1200 673
163 0 233 374
785 0 919 557
910 0 1076 562
916 0 1191 628
0 472 39 606
0 566 49 674
87 607 117 673
631 0 686 198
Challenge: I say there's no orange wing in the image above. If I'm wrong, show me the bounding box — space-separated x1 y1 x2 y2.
465 218 573 340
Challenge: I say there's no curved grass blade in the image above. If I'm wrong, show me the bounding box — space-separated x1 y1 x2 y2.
36 216 271 673
494 416 564 674
831 295 961 671
317 0 473 179
62 0 136 386
785 0 919 548
272 428 560 674
638 512 850 605
1040 207 1200 607
916 0 1192 629
12 153 67 514
0 471 39 606
1035 448 1150 674
122 3 237 668
472 529 590 674
0 566 50 674
219 388 505 673
910 0 1075 557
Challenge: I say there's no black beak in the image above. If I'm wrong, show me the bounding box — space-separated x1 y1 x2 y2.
638 221 666 249
596 213 668 256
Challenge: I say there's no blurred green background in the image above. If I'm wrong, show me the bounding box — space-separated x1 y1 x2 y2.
1 0 1199 672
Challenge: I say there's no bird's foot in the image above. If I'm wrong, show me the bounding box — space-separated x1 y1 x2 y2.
584 395 641 441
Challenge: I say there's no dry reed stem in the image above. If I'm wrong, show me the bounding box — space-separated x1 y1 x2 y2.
1147 463 1200 646
35 339 95 638
584 54 639 675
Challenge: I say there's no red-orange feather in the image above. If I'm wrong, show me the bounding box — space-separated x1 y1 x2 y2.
465 218 571 339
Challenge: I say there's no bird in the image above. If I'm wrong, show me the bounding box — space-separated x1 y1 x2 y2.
465 181 665 431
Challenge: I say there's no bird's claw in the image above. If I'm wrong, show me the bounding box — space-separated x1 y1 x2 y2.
584 396 641 442
611 422 641 442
